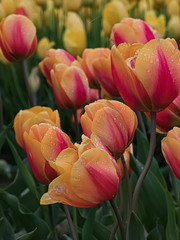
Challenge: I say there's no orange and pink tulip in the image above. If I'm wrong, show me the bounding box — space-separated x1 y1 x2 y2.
23 123 73 184
146 94 180 133
0 14 37 62
78 48 118 96
14 106 60 150
80 99 137 156
39 49 75 85
111 38 180 112
111 17 157 46
50 63 89 109
40 141 120 207
162 127 180 180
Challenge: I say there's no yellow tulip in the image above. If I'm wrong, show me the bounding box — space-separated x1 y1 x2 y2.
167 15 180 39
0 4 5 21
37 37 55 59
0 48 10 65
1 0 16 16
63 0 82 11
145 10 166 38
102 1 128 36
63 28 87 57
167 0 180 17
65 12 85 30
28 67 40 92
35 0 46 7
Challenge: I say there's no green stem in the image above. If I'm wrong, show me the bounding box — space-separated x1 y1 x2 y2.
21 60 36 107
132 112 156 211
109 222 118 240
48 204 58 240
136 111 147 139
63 204 78 240
0 92 3 132
121 154 132 239
73 110 80 143
109 199 126 240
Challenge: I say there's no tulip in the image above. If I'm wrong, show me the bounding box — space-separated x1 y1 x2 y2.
28 66 40 92
78 48 116 91
35 0 46 7
0 47 10 64
1 0 16 16
50 63 89 109
0 4 5 21
23 123 73 184
63 0 82 11
167 16 180 40
111 38 180 112
102 1 128 36
63 28 87 57
145 11 165 38
81 99 137 156
146 95 180 133
14 106 60 150
161 127 180 180
39 49 75 85
40 145 120 207
0 14 37 62
37 37 55 59
14 7 30 18
167 0 180 16
111 17 157 46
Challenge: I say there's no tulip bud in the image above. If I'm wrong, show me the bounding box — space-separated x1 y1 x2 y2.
14 106 61 150
1 0 16 16
146 95 180 133
111 17 157 46
161 127 180 180
39 49 75 85
102 1 128 36
14 7 30 18
0 14 37 62
167 0 180 17
28 66 40 92
50 63 89 109
37 37 55 59
23 123 73 184
0 4 5 21
81 99 137 156
167 16 180 40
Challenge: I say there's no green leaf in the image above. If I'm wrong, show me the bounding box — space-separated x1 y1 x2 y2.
7 138 39 201
82 207 96 240
93 221 111 240
0 122 13 151
129 212 145 240
131 155 167 231
0 216 15 240
165 191 179 240
0 190 49 240
16 228 37 240
147 226 162 240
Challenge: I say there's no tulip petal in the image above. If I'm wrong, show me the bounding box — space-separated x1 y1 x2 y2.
71 149 119 203
162 137 180 180
135 39 180 110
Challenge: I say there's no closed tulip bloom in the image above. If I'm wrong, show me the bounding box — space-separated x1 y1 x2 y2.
146 95 180 133
102 1 128 36
111 38 180 112
81 99 137 156
24 123 73 184
14 7 30 18
78 48 112 89
50 63 89 109
14 106 60 150
167 16 180 40
161 127 180 180
37 37 55 59
0 14 37 62
39 49 75 85
40 146 120 207
63 28 87 57
111 17 157 46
